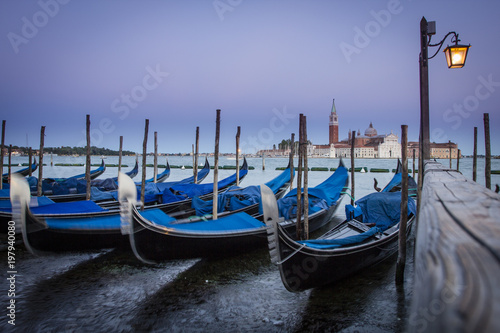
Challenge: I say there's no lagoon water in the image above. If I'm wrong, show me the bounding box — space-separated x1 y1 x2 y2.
1 155 499 332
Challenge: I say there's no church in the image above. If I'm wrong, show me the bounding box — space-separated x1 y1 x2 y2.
311 99 402 158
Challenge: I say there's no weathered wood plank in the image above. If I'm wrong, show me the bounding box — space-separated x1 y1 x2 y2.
410 160 500 332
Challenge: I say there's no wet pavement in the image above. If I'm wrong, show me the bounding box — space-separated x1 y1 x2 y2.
1 215 415 333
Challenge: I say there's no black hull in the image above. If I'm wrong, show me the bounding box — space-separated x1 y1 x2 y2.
130 192 345 262
131 221 268 260
274 216 415 292
22 207 127 252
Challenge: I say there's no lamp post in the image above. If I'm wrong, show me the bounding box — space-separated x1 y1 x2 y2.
419 16 470 162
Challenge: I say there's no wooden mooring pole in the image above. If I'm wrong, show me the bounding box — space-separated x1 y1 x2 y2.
236 126 240 186
28 147 33 177
417 139 423 205
396 125 408 285
8 145 12 184
412 148 416 180
296 115 304 240
37 126 45 197
350 131 356 205
118 136 123 176
85 115 91 200
484 113 491 189
140 119 149 210
302 115 309 240
457 149 460 171
153 131 158 183
289 133 295 190
0 120 5 190
194 126 199 183
213 110 221 220
473 127 477 182
449 140 452 169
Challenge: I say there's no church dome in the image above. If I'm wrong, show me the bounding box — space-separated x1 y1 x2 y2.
364 122 377 137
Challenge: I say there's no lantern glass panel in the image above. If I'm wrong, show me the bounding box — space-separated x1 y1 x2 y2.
444 45 470 69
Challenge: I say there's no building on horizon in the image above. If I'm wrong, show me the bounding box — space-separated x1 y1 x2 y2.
407 141 460 159
311 100 402 158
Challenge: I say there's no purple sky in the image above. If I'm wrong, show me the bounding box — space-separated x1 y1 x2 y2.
1 0 499 155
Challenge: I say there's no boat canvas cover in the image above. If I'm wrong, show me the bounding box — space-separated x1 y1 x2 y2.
277 165 347 220
356 192 416 231
30 200 108 215
141 209 264 232
191 185 261 216
300 192 416 249
46 213 119 230
0 196 55 211
0 189 10 198
159 168 249 204
191 167 292 216
299 227 381 249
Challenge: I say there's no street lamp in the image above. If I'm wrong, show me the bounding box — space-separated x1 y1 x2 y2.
443 42 471 69
419 17 470 163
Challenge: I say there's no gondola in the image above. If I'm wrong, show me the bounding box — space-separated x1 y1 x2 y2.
134 160 171 185
2 158 38 182
266 160 417 292
9 159 248 252
45 159 107 182
0 159 106 200
123 160 348 263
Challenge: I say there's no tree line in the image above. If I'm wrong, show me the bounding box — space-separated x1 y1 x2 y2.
277 138 312 150
5 146 136 156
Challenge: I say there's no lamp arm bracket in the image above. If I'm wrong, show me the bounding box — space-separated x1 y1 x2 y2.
428 31 459 60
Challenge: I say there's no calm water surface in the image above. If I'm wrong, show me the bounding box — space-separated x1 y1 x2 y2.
1 156 498 332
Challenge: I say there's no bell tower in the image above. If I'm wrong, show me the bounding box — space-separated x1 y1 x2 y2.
329 99 339 144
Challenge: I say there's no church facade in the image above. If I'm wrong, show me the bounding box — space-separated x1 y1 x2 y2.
311 100 402 158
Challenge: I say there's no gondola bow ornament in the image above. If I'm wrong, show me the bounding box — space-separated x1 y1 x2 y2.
262 184 281 264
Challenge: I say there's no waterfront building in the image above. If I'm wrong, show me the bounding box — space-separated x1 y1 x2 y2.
407 141 460 159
